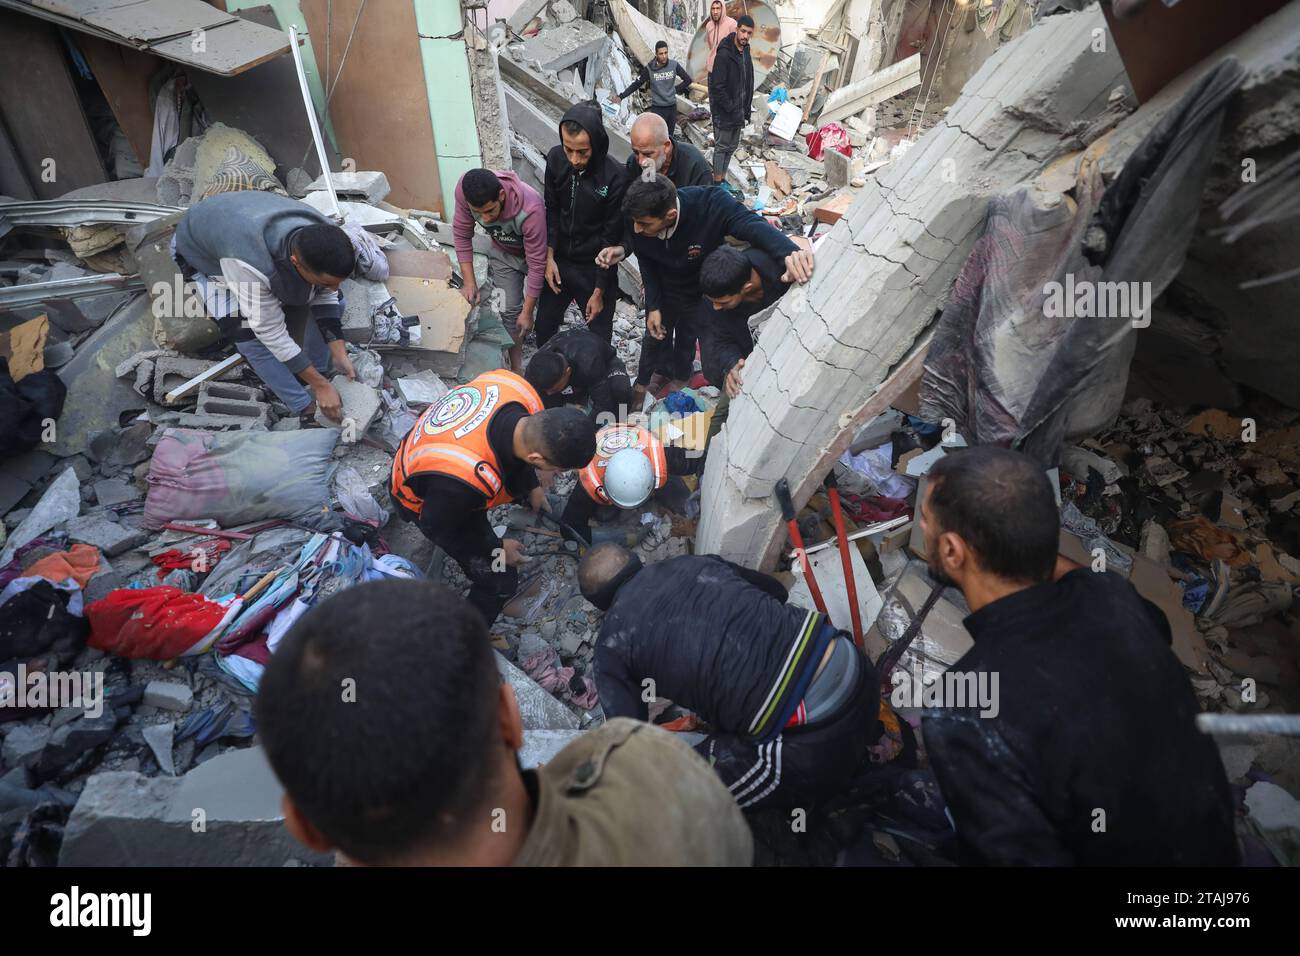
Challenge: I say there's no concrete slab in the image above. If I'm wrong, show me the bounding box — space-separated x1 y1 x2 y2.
495 652 580 730
59 746 333 866
517 19 606 72
316 379 381 443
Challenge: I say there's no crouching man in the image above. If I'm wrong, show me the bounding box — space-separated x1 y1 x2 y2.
258 579 754 866
173 191 358 422
390 369 596 626
580 543 879 810
524 327 633 424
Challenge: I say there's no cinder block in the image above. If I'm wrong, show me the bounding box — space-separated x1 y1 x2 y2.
153 357 241 406
195 398 272 427
197 381 264 404
175 412 269 431
305 170 390 203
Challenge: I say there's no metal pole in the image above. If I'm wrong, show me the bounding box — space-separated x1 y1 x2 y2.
289 25 341 222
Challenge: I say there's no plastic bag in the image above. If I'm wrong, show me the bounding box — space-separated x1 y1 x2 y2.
348 346 384 388
334 466 388 526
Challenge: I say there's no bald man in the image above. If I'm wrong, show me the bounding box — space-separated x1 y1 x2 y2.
622 112 712 190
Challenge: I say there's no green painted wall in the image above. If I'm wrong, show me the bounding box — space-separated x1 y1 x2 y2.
413 0 483 218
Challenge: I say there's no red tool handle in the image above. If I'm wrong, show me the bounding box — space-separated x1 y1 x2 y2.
825 474 864 648
775 479 829 617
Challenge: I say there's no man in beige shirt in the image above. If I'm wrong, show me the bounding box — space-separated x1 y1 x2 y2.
257 578 752 867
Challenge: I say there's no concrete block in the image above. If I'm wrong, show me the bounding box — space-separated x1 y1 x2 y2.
142 721 176 776
305 170 390 203
396 374 448 406
175 412 269 432
143 681 193 713
2 724 51 770
91 478 142 508
66 515 150 557
194 397 272 428
153 357 241 406
197 381 264 404
495 652 579 730
316 379 381 443
823 148 851 188
59 746 333 866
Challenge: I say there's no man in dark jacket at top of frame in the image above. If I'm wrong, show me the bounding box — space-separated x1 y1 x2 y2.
917 444 1238 866
579 544 880 811
708 14 755 190
537 102 629 346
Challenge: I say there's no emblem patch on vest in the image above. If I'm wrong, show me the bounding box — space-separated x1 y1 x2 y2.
597 427 641 457
423 385 483 436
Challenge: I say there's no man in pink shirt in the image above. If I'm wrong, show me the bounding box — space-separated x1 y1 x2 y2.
705 0 737 75
453 169 549 373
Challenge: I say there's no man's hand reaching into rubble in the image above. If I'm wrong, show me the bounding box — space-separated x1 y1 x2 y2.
502 538 528 567
782 249 816 284
725 358 746 399
647 309 666 340
585 288 605 325
545 251 563 294
328 340 356 382
596 245 626 269
528 486 552 514
314 380 343 423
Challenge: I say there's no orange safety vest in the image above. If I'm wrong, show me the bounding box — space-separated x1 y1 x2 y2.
390 369 543 513
579 424 668 506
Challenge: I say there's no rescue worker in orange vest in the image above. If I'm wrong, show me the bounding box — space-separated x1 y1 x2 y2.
391 369 597 625
559 422 703 544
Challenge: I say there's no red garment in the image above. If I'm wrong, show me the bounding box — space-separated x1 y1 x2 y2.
839 492 911 525
152 540 231 578
805 122 852 161
86 586 228 660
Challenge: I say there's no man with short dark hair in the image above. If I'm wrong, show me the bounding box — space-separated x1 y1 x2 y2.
581 544 879 810
173 191 358 422
390 369 596 625
453 168 548 373
918 445 1238 865
623 112 712 189
524 327 633 423
708 14 755 191
698 242 808 440
612 41 693 133
598 176 812 408
257 579 754 866
540 104 629 344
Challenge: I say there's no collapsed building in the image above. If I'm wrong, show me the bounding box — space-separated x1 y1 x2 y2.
1 0 1298 866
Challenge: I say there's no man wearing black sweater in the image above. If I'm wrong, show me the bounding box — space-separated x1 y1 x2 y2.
917 446 1238 865
539 103 629 345
581 544 879 811
596 175 812 407
524 327 633 423
708 15 755 189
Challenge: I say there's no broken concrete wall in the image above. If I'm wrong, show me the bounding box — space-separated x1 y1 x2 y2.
699 7 1127 566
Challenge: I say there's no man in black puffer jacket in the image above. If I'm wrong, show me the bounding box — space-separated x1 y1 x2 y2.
580 544 879 811
538 103 629 345
524 327 632 423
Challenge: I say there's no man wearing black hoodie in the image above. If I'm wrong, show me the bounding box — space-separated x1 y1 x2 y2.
537 103 629 346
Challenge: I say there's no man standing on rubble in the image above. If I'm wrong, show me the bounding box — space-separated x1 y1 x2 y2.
917 445 1238 865
172 191 356 422
623 112 712 189
258 579 753 866
524 327 633 424
389 369 596 626
597 175 813 409
705 1 737 79
697 243 808 441
611 41 693 134
708 14 755 193
579 543 880 810
453 168 548 375
538 103 628 345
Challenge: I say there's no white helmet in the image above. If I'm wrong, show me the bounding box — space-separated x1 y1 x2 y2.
603 448 655 508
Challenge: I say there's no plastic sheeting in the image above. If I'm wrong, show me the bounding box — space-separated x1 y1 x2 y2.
919 59 1246 465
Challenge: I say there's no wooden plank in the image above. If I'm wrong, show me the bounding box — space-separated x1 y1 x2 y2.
146 17 291 76
301 0 443 213
83 0 235 43
802 48 830 124
77 33 160 168
0 10 107 198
